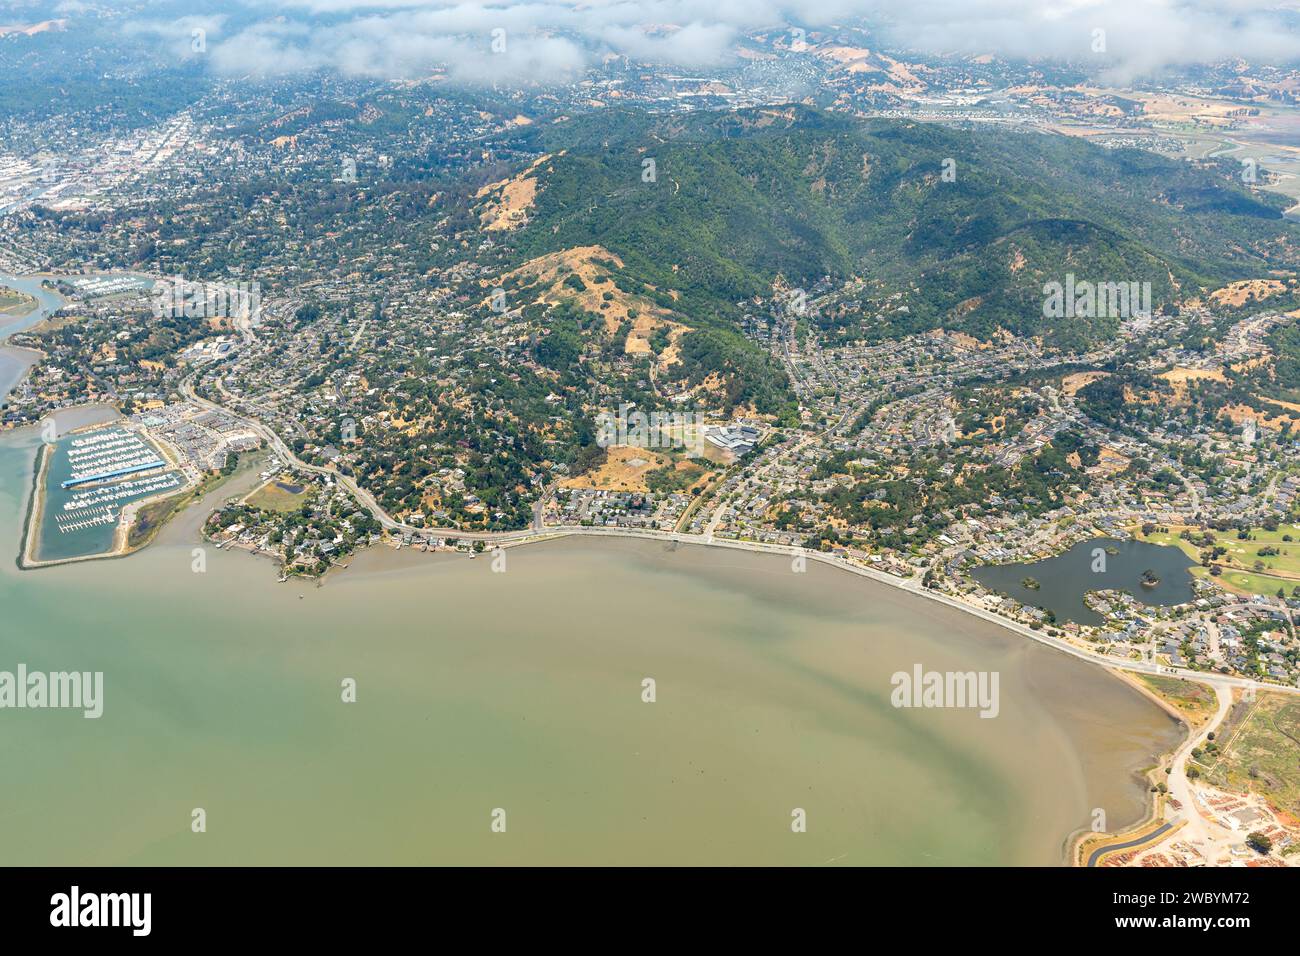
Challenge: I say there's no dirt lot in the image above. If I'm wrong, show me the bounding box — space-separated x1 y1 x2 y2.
561 446 670 493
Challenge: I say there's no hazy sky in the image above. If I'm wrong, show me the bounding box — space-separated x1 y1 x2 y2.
108 1 1300 84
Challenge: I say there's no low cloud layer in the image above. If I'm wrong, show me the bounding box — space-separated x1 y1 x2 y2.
875 0 1300 82
121 1 1300 85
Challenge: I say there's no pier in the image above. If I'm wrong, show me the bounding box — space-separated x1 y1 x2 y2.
61 428 166 489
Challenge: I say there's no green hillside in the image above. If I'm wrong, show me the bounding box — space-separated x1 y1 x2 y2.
503 105 1298 353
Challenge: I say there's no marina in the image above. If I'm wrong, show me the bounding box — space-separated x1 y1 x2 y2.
54 506 117 533
62 429 165 488
27 424 184 563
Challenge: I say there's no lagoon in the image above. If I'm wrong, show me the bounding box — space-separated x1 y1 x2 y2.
0 272 63 339
971 537 1198 627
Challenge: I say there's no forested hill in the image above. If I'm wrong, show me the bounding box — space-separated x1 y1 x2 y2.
496 105 1298 350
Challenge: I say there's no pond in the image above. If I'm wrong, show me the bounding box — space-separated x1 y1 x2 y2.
970 537 1198 627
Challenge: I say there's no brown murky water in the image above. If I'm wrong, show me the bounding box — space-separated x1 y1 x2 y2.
0 432 1182 864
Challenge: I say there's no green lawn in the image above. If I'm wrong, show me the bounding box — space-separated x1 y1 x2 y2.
1137 528 1200 560
1218 523 1300 579
1216 568 1300 599
1136 524 1300 598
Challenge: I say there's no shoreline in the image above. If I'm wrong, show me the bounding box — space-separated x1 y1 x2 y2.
482 526 1300 697
0 269 67 408
162 380 1293 700
0 271 66 338
343 530 1193 864
0 514 1175 868
0 288 38 325
0 343 43 404
1067 669 1191 866
23 415 1290 703
1 414 1275 865
0 433 1222 865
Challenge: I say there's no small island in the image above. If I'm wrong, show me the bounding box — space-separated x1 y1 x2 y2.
1021 576 1041 591
0 284 37 318
1140 568 1161 589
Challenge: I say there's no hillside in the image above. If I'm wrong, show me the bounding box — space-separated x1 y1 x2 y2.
488 105 1298 359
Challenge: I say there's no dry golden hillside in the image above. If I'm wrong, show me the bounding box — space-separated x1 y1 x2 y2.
496 245 691 368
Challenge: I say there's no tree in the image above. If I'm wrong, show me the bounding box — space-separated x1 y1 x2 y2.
294 303 322 326
1246 832 1273 855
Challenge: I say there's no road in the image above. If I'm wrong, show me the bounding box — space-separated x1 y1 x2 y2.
1162 682 1236 859
1178 471 1201 514
704 401 856 541
1086 822 1175 868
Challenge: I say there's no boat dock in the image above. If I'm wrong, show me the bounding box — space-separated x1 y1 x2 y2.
61 428 166 489
54 505 118 534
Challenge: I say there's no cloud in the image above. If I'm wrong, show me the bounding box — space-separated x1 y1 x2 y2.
194 2 768 82
868 0 1300 81
598 22 740 67
118 1 1300 85
120 14 228 60
203 13 589 83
